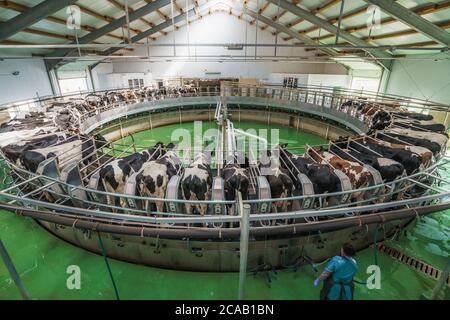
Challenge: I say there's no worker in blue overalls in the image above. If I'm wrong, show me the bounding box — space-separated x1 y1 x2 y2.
314 243 358 300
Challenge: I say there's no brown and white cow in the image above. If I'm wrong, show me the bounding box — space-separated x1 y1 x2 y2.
117 90 139 104
307 148 373 201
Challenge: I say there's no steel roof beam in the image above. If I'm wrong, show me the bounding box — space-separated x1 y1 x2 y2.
0 0 78 41
298 1 450 41
244 8 339 57
102 8 196 56
0 0 126 42
102 0 239 57
363 0 450 46
45 0 171 70
266 0 392 70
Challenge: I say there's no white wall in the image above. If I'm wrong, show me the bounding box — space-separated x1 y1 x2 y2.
91 62 154 90
97 13 347 83
307 74 352 89
384 53 450 104
0 59 53 104
59 78 89 94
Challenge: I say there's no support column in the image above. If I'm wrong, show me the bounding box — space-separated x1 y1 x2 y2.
378 67 391 95
47 67 61 96
238 193 251 300
87 65 96 92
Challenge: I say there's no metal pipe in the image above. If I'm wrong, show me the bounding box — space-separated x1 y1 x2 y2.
1 184 449 224
97 232 120 300
0 239 31 300
0 43 447 50
335 0 345 44
238 194 250 300
255 0 259 60
274 0 280 57
2 201 449 240
170 0 176 56
124 0 131 44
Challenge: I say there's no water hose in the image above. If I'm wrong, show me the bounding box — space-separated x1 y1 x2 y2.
97 231 120 300
373 224 379 266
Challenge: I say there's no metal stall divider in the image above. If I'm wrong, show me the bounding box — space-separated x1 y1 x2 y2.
305 144 353 208
60 162 88 208
209 177 226 228
36 158 65 203
123 171 142 212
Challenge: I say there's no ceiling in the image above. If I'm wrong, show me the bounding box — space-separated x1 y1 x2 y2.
0 0 449 70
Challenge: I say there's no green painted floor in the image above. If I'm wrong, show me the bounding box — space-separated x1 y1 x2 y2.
0 121 448 300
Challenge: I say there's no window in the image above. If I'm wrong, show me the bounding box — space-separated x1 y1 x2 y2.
283 77 298 88
351 77 380 93
129 78 144 88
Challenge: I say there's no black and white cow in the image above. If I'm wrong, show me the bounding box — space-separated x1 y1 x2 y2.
0 113 55 133
376 132 442 157
85 94 105 109
99 142 165 208
391 112 433 121
181 152 212 215
346 137 422 175
340 100 364 114
277 145 341 196
1 132 67 166
259 150 294 212
135 144 181 213
103 91 121 105
369 110 392 131
393 118 446 134
21 134 107 173
53 108 82 131
365 136 434 168
0 127 60 149
385 127 448 153
222 158 250 216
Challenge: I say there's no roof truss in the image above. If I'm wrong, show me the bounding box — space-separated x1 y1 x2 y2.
0 0 78 41
363 0 450 46
266 0 392 70
0 0 447 71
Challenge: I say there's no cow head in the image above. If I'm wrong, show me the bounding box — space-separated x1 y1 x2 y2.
369 110 392 133
166 142 176 150
93 134 107 149
332 136 350 149
306 148 324 163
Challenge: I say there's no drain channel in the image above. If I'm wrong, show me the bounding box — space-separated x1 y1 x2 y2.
378 244 450 287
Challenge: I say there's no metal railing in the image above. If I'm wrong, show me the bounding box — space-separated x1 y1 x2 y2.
0 83 449 229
